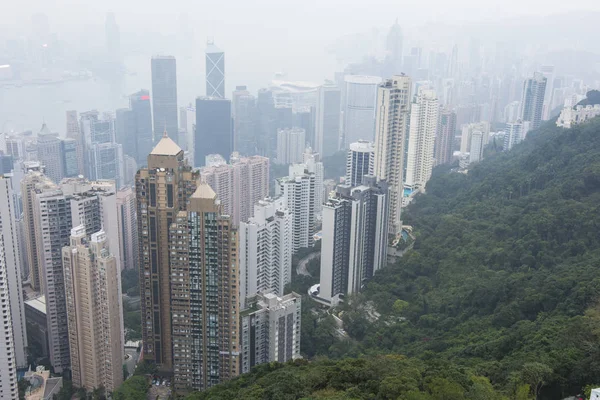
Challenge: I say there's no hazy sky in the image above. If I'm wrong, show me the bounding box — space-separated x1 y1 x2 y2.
2 0 600 132
4 0 600 31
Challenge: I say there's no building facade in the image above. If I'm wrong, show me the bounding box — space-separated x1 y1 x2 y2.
276 128 306 165
434 109 456 166
347 140 374 187
116 187 138 270
0 176 27 399
276 164 317 253
195 97 232 167
200 154 269 227
62 227 123 392
405 88 440 191
520 72 547 131
169 183 239 391
314 84 341 157
240 292 301 374
136 134 198 371
373 75 411 236
151 56 179 143
343 75 382 147
319 177 388 304
206 41 225 99
239 198 292 308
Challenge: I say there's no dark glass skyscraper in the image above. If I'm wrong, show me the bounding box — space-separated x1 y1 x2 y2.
130 90 154 165
151 56 178 143
205 41 225 98
195 97 232 167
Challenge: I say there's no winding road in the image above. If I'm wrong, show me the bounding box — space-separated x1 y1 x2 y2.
296 251 320 277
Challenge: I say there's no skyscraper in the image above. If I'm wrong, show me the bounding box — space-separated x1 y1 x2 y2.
343 75 382 147
373 75 412 236
520 72 547 132
200 154 269 226
130 89 154 166
503 120 529 151
151 56 179 142
540 65 555 120
195 97 232 167
136 133 198 371
37 127 64 183
276 128 306 164
206 40 225 98
405 87 440 190
385 19 403 75
33 183 73 373
434 109 457 166
239 197 292 307
80 111 124 188
460 122 490 154
314 84 341 157
276 164 317 253
469 131 484 164
169 183 239 391
319 176 388 304
21 171 53 292
66 110 85 176
240 292 301 374
62 227 123 392
232 86 257 154
105 12 121 67
116 187 138 270
347 140 374 187
0 177 27 371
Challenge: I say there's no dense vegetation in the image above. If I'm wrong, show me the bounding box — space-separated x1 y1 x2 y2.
185 356 527 400
335 117 600 398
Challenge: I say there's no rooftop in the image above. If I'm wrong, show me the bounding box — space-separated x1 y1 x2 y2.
25 295 46 314
191 183 217 200
150 134 182 156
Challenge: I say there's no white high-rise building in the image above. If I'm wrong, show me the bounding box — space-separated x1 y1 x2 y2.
303 148 324 216
343 75 383 147
314 84 341 157
276 164 317 252
373 75 412 236
201 154 269 226
503 120 530 151
240 292 301 374
0 176 27 400
469 131 485 164
347 140 374 187
239 197 292 308
276 128 306 164
405 87 440 191
319 177 388 304
460 122 490 154
116 187 138 270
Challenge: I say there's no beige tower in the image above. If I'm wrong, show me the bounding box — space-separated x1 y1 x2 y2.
21 171 55 292
373 75 412 237
170 183 240 391
63 226 123 391
136 132 199 370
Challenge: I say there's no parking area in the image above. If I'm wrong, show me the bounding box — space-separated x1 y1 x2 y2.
148 377 172 400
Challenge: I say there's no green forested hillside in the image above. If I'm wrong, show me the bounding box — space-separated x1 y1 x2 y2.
185 356 522 400
151 118 600 400
338 117 600 398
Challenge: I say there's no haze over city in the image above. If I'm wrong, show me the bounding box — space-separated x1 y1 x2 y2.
2 0 600 399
